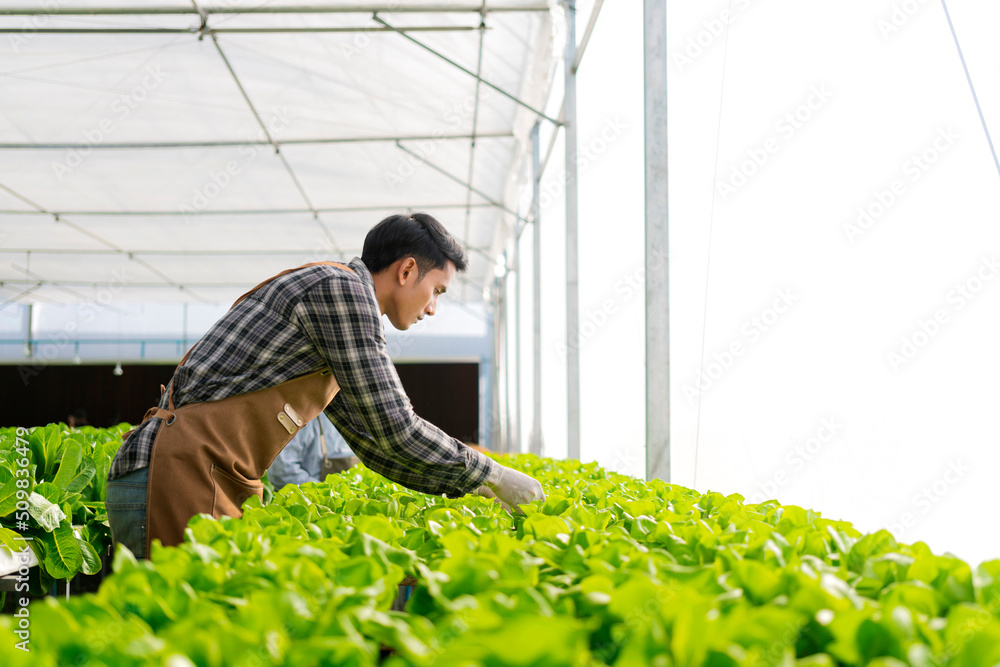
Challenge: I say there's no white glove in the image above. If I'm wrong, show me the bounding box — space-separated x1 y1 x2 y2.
485 465 545 513
473 485 512 513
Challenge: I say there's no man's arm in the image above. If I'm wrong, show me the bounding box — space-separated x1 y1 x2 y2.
324 400 473 496
292 273 496 497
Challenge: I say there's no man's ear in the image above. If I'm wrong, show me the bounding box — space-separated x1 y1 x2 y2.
397 257 418 285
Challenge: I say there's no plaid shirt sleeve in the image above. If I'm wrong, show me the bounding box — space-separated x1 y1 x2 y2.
290 268 497 497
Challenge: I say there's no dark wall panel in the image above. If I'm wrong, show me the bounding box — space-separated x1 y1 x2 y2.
0 362 481 440
394 362 480 444
0 364 175 428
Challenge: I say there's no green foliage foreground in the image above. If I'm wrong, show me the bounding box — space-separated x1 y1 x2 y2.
3 428 1000 666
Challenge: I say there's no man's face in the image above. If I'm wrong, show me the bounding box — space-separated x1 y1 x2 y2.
387 259 456 331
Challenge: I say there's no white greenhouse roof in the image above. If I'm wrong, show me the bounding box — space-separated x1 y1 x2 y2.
0 1 563 304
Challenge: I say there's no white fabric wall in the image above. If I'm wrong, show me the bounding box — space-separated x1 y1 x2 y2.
525 0 1000 566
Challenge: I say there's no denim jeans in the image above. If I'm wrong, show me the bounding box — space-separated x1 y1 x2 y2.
106 467 148 559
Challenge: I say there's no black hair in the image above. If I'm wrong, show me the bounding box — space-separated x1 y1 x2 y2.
362 212 468 277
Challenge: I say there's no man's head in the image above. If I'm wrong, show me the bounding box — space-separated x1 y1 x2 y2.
363 212 468 331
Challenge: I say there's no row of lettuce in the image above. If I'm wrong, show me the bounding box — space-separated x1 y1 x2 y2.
2 425 1000 665
0 424 124 588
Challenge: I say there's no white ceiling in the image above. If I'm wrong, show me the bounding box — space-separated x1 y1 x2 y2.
0 1 562 304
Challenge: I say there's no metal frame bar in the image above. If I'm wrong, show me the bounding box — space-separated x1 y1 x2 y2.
644 0 669 482
393 141 529 225
0 26 484 34
373 14 562 127
563 0 580 462
0 203 500 216
511 237 522 454
572 0 603 74
11 262 133 316
461 3 487 303
205 26 343 257
0 248 362 256
0 132 512 151
0 278 296 289
0 182 210 302
529 120 543 457
0 4 552 15
0 243 497 262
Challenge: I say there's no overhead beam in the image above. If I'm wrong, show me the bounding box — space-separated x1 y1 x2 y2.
0 202 504 216
0 182 211 303
0 4 551 16
0 244 498 266
0 132 512 151
0 25 484 34
0 276 498 299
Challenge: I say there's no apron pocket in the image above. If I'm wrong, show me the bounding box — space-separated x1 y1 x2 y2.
210 464 264 519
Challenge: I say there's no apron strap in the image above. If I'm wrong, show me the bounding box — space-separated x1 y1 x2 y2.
231 261 354 309
137 261 355 435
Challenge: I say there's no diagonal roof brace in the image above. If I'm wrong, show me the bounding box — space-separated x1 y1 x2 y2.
0 182 213 303
373 14 562 128
394 141 529 226
204 23 345 258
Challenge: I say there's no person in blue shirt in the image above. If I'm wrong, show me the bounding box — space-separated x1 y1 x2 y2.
268 411 359 488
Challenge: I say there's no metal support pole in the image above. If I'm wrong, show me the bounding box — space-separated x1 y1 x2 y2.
563 0 580 462
482 302 496 451
23 304 33 358
529 121 543 456
500 273 512 453
491 283 503 451
644 0 670 482
512 241 522 454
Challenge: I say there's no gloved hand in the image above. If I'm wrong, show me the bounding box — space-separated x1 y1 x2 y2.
485 464 545 513
473 485 512 513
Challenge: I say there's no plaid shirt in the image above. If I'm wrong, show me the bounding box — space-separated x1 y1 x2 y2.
108 258 497 497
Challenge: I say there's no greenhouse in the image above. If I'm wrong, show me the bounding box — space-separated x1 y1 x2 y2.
2 1 1000 665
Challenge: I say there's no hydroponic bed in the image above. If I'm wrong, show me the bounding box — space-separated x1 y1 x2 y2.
2 425 1000 666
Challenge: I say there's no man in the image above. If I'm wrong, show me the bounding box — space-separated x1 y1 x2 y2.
268 411 358 488
106 213 544 558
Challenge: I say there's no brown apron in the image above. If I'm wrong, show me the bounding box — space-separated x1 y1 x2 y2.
132 262 354 553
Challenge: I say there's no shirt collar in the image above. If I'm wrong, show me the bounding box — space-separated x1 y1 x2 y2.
348 257 373 287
